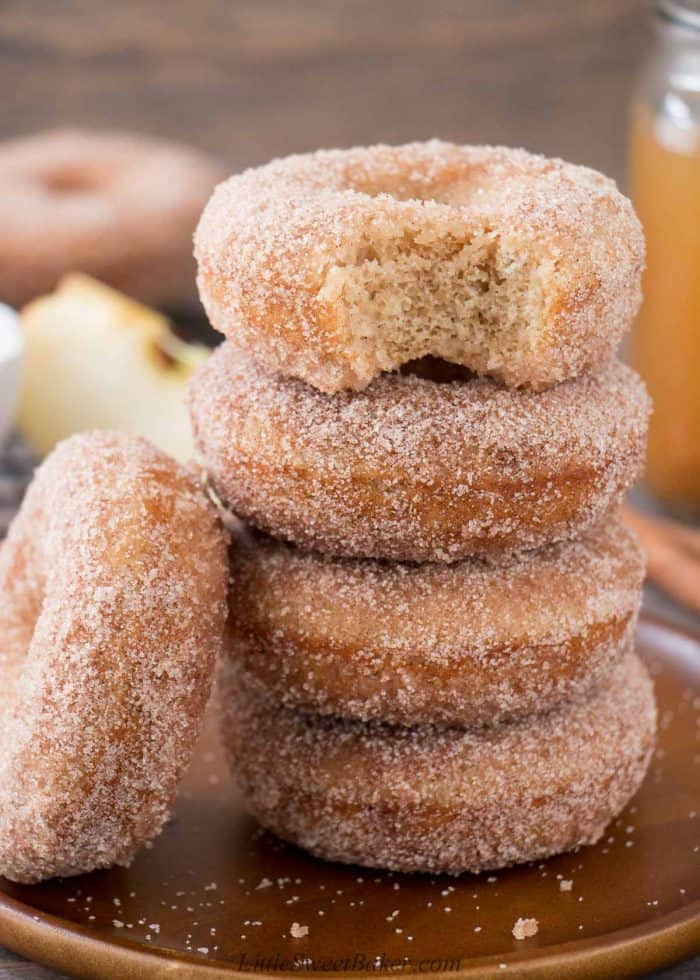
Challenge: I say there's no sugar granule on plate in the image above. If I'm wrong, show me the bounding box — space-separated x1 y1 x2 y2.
512 917 538 940
560 880 573 892
290 923 309 938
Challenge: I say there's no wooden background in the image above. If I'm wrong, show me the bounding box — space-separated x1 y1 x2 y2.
1 0 648 186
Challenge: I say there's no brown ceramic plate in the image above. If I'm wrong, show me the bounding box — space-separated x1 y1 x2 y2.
0 613 698 980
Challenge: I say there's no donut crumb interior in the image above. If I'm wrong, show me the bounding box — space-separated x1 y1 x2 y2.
320 230 542 386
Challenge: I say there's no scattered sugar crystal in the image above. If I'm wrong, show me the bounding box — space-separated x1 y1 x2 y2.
512 917 538 940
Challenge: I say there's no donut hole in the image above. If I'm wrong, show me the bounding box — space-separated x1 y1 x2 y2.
319 224 543 388
346 160 489 207
41 167 104 195
399 356 476 384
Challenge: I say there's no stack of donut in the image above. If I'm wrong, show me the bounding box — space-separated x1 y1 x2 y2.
190 140 657 874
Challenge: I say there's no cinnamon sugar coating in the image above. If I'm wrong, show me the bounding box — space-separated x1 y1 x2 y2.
195 141 643 393
225 518 644 727
218 653 656 875
189 345 650 562
0 432 229 883
0 129 223 309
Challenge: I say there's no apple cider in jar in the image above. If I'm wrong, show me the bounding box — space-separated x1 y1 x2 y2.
629 0 700 516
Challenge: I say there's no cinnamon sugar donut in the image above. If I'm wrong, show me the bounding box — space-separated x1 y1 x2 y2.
219 652 656 875
225 518 644 727
189 345 651 562
0 129 223 310
0 431 228 883
195 140 644 393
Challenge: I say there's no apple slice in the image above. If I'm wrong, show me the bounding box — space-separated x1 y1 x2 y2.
18 274 208 463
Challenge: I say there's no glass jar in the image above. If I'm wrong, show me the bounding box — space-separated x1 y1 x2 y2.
629 0 700 517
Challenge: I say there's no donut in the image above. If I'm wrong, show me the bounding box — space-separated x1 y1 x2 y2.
225 517 644 727
218 652 656 875
188 344 651 562
0 431 228 883
195 140 643 393
0 129 223 310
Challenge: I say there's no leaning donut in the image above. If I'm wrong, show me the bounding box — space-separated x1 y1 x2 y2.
0 129 223 309
225 517 644 727
195 140 644 393
218 652 656 875
0 432 228 883
189 345 650 562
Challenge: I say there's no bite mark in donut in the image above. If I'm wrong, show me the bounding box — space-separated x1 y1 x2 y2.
195 141 644 392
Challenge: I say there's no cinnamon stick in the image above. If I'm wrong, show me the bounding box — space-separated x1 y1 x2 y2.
620 505 700 615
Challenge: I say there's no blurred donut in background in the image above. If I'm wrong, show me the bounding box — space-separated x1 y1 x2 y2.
0 129 224 311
